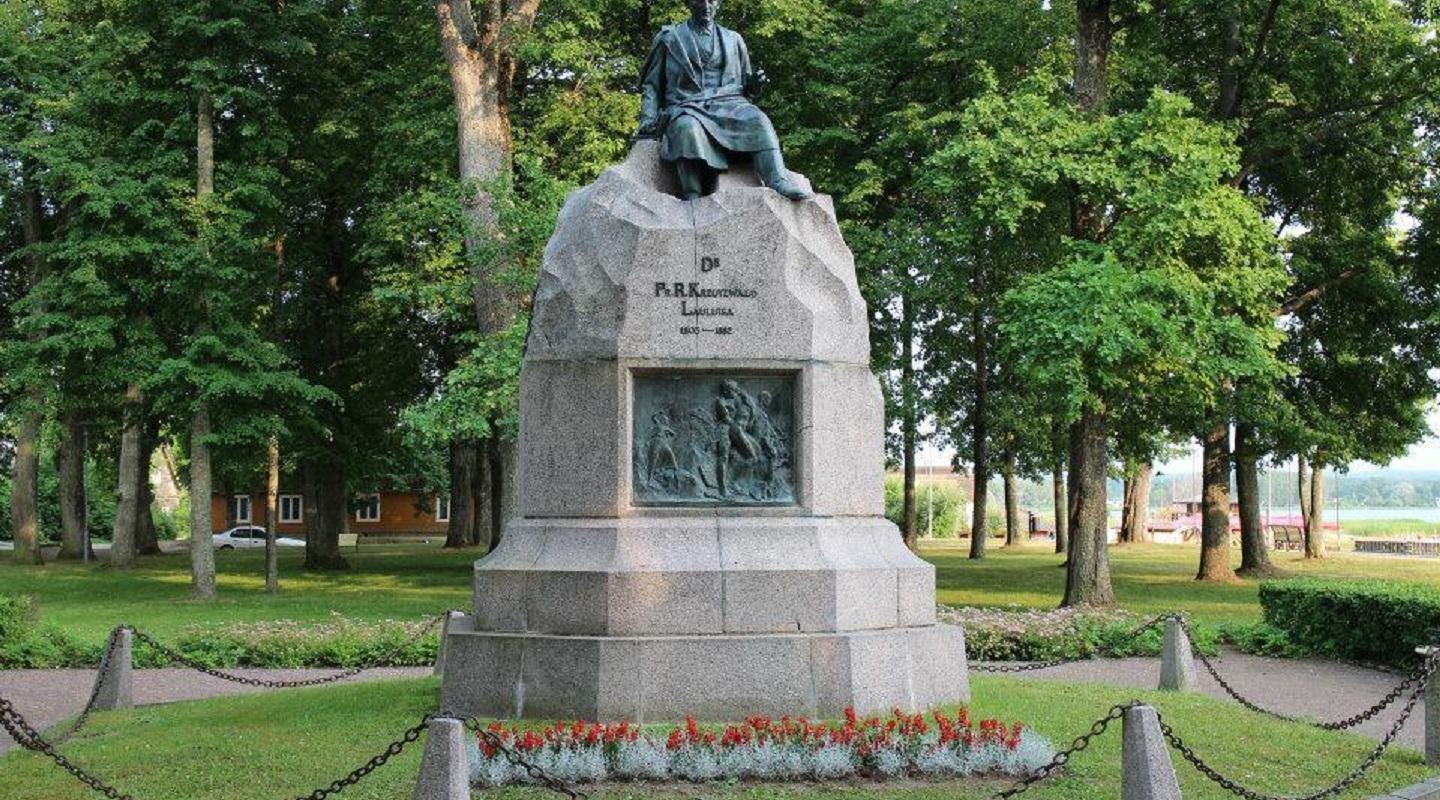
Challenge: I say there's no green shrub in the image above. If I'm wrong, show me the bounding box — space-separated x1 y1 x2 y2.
0 595 95 668
883 475 967 538
1259 578 1440 666
938 605 1219 661
1218 622 1307 659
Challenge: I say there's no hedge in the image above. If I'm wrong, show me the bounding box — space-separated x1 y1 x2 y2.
1258 578 1440 667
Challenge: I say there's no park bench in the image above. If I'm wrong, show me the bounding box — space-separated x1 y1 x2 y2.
1271 525 1303 551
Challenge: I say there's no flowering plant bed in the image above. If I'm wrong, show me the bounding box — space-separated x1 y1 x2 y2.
469 707 1054 787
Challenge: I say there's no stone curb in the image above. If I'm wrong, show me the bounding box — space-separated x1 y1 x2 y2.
1368 777 1440 800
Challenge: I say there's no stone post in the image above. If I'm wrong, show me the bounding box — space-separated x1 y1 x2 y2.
1420 646 1438 767
414 717 470 800
1123 704 1183 800
1159 617 1196 692
92 627 133 711
433 611 464 677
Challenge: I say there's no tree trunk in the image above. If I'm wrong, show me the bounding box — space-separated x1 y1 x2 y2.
471 440 491 548
10 411 43 565
1051 456 1067 555
110 383 144 568
134 424 160 555
1235 422 1275 576
900 292 918 549
303 458 349 569
490 438 513 550
1062 408 1114 606
264 435 279 593
57 413 88 559
1003 449 1021 546
1296 454 1310 540
1132 463 1152 543
1305 465 1325 559
969 263 989 559
1119 474 1135 544
189 406 217 600
11 186 46 565
446 438 477 548
1197 423 1237 581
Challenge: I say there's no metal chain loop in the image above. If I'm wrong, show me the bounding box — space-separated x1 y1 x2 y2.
47 625 125 746
1156 651 1438 800
973 614 1171 673
463 717 589 799
1175 616 1432 731
992 701 1138 798
127 611 454 689
1 693 135 800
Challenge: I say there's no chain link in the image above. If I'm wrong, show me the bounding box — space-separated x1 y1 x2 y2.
973 614 1170 673
992 701 1138 798
1157 650 1438 800
128 611 453 689
1175 616 1431 731
463 717 588 799
1 693 135 800
46 625 125 746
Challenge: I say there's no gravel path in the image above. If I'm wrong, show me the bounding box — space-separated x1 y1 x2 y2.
0 666 429 755
982 648 1427 749
3 651 1427 757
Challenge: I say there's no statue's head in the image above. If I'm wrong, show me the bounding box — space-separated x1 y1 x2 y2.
688 0 719 23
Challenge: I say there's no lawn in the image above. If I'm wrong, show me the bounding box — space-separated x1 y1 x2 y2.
0 675 1431 800
5 541 1440 647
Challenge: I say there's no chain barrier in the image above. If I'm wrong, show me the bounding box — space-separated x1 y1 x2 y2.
972 614 1170 673
1175 616 1436 732
462 717 588 799
290 716 432 800
1 693 135 800
127 610 455 689
1155 652 1435 800
992 701 1138 798
46 625 124 747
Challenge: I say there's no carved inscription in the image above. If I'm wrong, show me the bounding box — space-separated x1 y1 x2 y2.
632 373 796 506
653 255 758 335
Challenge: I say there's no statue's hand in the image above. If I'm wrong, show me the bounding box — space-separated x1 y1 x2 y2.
636 116 661 140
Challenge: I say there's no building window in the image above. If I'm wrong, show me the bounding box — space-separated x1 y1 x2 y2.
435 495 450 522
232 495 252 524
356 493 381 523
279 495 303 524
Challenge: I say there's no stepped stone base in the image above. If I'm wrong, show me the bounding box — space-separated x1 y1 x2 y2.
439 615 968 722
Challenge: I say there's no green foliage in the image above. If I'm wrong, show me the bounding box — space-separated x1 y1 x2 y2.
883 475 967 538
1217 622 1308 660
1259 579 1440 666
941 605 1221 662
0 594 91 668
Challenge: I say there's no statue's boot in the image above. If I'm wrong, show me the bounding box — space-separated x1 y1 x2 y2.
677 159 707 201
755 149 813 200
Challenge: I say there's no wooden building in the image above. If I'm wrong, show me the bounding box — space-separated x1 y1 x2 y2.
209 489 449 539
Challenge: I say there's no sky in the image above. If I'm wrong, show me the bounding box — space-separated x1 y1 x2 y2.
913 408 1440 474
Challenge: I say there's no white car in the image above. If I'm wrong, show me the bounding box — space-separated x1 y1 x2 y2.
213 526 306 550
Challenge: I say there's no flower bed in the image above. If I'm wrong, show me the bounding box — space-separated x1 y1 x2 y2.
469 708 1053 787
938 605 1220 661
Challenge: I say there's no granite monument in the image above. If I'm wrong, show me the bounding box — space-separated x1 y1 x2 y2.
437 18 967 719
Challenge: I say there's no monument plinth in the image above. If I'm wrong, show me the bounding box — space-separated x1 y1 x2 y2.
439 142 969 721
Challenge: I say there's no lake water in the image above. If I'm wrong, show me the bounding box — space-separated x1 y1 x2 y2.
1264 506 1440 522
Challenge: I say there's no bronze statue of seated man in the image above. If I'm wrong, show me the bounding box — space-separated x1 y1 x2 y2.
636 0 813 201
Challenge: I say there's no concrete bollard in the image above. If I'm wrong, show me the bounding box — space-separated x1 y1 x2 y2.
433 611 464 677
92 628 133 711
1158 617 1197 692
414 717 471 800
1420 646 1438 767
1123 704 1183 800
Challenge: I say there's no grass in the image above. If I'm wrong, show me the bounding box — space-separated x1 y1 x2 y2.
0 676 1432 799
925 540 1440 626
6 541 1440 649
1339 519 1440 538
0 544 476 643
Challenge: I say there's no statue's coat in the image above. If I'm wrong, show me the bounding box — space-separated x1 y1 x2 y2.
639 21 780 170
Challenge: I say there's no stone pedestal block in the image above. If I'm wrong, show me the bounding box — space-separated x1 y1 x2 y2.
1122 704 1183 800
93 628 133 711
440 614 967 722
441 140 969 721
413 717 471 800
1158 618 1196 692
433 611 464 677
